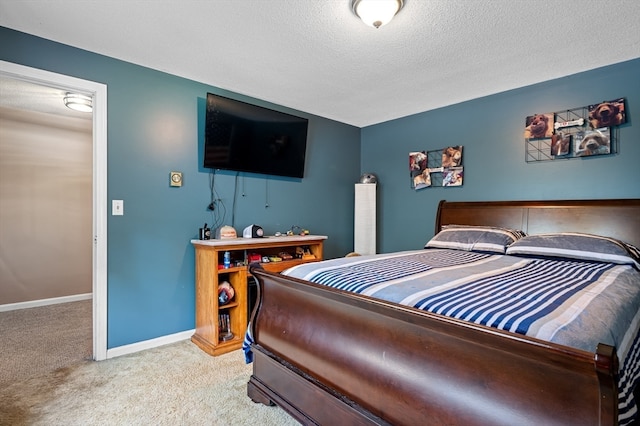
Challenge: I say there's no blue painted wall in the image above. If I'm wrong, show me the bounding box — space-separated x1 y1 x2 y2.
361 58 640 253
0 27 360 348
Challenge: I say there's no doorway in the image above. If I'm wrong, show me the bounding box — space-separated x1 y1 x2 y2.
0 60 107 360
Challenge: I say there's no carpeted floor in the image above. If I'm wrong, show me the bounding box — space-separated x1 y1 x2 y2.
0 300 92 387
0 301 297 425
0 340 297 425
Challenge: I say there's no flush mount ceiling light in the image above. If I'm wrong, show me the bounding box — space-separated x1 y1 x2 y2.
352 0 404 29
63 93 92 112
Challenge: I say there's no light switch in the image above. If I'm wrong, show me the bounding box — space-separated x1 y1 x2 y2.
112 200 124 216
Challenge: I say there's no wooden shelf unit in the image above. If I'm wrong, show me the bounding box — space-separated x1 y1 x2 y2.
191 235 327 356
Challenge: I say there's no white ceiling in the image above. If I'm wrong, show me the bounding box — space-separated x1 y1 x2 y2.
0 75 93 121
1 0 639 127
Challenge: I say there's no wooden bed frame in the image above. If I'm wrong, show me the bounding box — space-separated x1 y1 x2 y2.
247 199 640 425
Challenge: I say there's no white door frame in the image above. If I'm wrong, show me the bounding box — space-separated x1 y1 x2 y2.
0 60 108 360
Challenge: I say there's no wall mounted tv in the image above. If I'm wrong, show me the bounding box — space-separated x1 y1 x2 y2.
204 93 309 178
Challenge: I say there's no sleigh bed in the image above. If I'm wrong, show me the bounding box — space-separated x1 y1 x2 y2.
245 199 640 426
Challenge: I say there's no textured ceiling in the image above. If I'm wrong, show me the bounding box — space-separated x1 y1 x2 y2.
1 0 639 127
0 76 93 121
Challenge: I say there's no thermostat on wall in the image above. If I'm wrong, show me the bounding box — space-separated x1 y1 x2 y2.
170 171 182 187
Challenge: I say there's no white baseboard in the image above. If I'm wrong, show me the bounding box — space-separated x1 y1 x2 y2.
0 293 195 360
0 293 92 312
106 329 196 359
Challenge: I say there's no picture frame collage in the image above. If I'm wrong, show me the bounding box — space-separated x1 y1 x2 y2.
524 97 626 163
410 146 463 190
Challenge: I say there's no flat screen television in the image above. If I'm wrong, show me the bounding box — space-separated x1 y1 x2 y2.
204 93 309 178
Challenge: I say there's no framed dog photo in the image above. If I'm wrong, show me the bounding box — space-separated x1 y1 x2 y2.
411 169 432 190
588 98 626 129
442 167 463 187
550 132 571 156
441 146 463 168
409 151 431 190
524 113 554 139
574 128 611 157
409 151 427 172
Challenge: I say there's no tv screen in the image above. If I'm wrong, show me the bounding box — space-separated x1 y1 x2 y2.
204 93 308 178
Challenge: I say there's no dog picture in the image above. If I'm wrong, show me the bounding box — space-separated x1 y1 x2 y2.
442 146 463 168
550 132 571 156
524 113 554 139
588 98 626 128
409 151 427 171
412 168 431 190
575 128 610 157
443 167 463 186
410 151 431 190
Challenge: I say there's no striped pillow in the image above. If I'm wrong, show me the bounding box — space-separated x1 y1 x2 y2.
506 233 640 269
425 225 526 254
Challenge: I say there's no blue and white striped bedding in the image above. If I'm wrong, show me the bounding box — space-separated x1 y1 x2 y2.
282 249 640 425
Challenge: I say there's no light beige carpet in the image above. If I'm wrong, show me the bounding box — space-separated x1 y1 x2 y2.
0 340 298 425
0 299 92 387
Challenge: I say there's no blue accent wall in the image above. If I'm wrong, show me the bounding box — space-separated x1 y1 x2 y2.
1 27 360 348
361 58 640 253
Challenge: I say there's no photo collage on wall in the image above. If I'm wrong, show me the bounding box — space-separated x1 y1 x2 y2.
524 97 626 162
409 146 463 190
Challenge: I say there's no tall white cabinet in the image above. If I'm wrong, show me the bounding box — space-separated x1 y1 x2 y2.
354 183 377 255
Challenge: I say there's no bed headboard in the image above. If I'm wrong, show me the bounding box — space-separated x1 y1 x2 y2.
436 199 640 247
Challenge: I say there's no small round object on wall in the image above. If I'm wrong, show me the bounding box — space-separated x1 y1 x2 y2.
359 173 378 184
170 171 183 187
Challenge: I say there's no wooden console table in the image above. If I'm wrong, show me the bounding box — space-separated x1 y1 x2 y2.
191 235 327 356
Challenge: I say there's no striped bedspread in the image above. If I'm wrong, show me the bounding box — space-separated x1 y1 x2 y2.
282 249 640 425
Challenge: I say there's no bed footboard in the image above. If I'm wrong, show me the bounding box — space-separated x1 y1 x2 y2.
247 267 617 426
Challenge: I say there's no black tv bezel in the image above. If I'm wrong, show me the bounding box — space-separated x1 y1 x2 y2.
203 93 309 179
